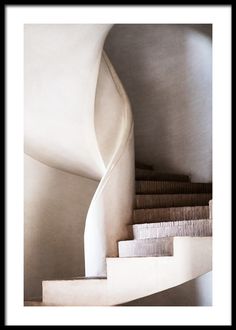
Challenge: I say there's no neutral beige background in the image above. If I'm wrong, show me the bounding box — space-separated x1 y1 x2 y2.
105 24 212 182
121 271 212 306
24 154 98 299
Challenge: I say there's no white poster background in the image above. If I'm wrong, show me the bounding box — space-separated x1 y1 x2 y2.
6 5 231 326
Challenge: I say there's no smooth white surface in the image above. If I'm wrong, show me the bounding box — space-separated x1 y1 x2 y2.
84 53 135 276
6 5 231 326
196 271 212 306
24 24 112 180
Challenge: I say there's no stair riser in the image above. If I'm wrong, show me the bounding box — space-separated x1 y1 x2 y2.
133 206 209 223
135 194 212 209
118 237 173 258
135 162 153 170
132 220 212 239
135 169 190 182
136 181 212 194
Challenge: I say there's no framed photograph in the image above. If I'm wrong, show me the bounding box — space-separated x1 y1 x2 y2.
5 4 232 326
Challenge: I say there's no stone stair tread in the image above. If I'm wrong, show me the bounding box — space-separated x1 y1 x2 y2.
135 169 190 182
24 300 43 306
133 205 209 223
136 180 212 194
43 276 107 281
135 193 212 209
118 237 173 257
132 219 212 239
42 237 212 306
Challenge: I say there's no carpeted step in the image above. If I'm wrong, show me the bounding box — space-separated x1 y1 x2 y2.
136 181 212 194
135 193 212 209
133 205 209 223
118 237 173 257
132 219 212 239
135 169 190 182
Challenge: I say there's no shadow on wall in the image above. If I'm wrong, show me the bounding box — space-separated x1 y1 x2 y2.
105 24 212 182
120 271 212 306
24 154 98 300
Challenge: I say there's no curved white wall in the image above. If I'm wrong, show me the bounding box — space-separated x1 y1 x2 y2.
105 24 212 182
84 53 135 276
24 24 113 298
24 24 135 295
24 24 112 180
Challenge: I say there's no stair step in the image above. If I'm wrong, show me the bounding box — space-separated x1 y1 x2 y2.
135 193 212 209
132 219 212 239
133 205 209 223
136 181 212 194
135 162 153 170
42 237 212 306
135 169 190 182
118 237 173 257
24 300 43 306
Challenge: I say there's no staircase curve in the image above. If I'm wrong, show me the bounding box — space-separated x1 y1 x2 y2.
24 24 212 306
84 51 135 277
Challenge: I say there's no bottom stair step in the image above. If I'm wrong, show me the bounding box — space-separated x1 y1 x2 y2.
42 237 212 306
132 219 212 239
118 237 173 257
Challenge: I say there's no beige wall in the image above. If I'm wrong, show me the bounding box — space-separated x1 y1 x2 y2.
24 154 98 300
105 24 212 182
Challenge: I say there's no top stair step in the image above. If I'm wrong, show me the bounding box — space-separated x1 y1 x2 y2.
136 181 212 194
135 169 190 182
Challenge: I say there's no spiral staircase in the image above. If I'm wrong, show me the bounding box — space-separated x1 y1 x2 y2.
24 24 212 306
42 163 212 306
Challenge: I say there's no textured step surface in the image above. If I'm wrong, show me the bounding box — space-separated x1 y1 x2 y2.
135 193 212 209
209 199 213 219
135 169 190 182
132 219 212 239
136 181 212 194
118 237 173 257
133 205 209 223
24 300 43 306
